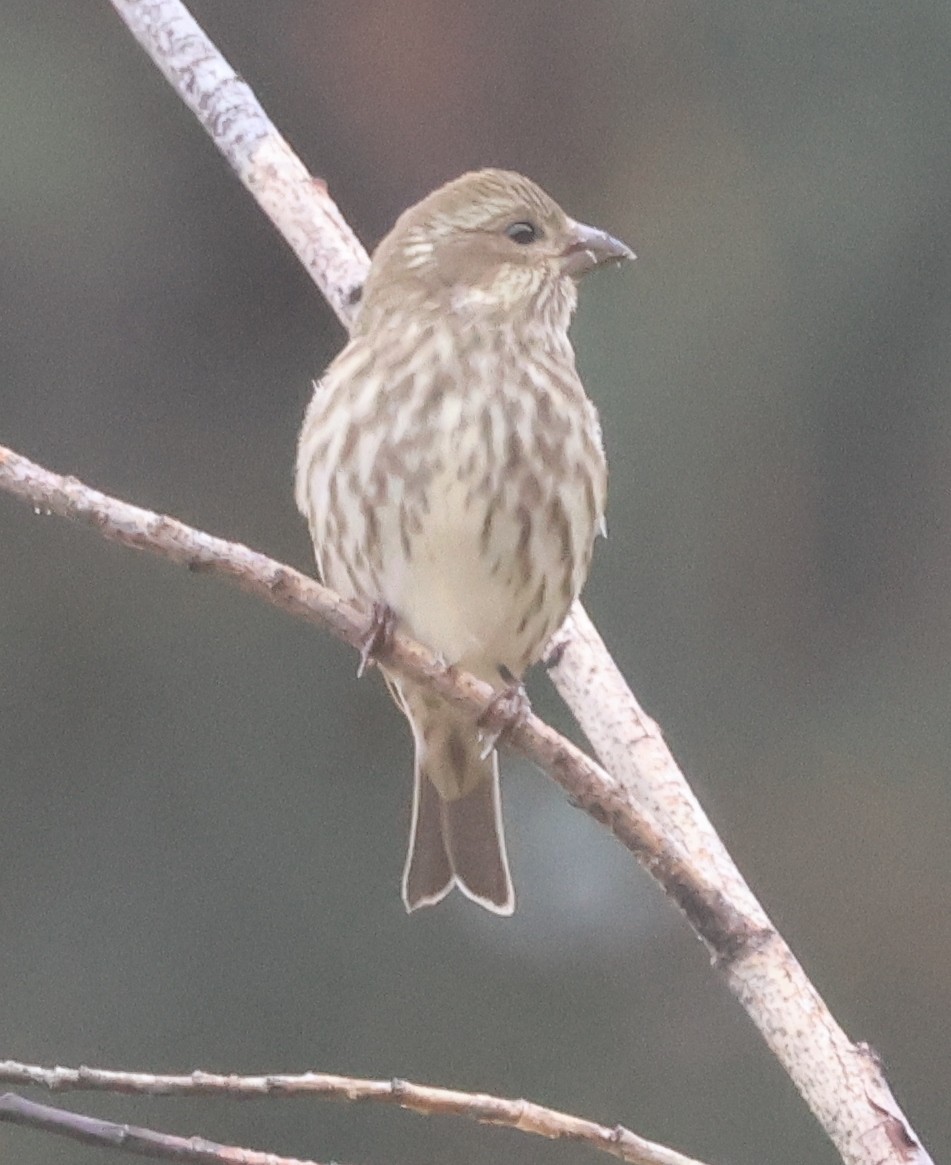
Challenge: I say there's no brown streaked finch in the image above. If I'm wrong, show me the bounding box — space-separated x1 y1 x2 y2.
296 169 632 915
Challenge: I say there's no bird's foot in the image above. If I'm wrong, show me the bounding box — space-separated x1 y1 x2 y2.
357 602 398 677
477 669 531 759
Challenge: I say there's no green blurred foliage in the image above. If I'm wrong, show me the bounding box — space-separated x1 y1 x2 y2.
2 2 951 1163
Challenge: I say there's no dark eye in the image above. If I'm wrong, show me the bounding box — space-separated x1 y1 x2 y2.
505 221 541 245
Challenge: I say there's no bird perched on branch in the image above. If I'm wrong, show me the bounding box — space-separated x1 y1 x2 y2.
296 169 632 915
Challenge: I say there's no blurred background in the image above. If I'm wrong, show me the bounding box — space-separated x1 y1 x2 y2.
2 2 950 1162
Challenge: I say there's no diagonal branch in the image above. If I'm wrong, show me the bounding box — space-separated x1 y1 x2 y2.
111 0 368 329
0 441 742 950
0 1063 709 1165
0 1091 327 1165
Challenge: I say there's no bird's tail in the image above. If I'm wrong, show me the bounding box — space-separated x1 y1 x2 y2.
391 680 514 915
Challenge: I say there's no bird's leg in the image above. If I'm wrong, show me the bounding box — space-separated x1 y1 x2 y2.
357 602 398 677
477 665 532 759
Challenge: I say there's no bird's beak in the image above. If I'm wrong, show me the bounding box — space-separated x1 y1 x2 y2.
560 220 635 278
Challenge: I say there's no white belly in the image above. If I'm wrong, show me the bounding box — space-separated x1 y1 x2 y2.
387 473 529 678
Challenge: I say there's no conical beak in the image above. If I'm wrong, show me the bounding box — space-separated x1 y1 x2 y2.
561 220 635 278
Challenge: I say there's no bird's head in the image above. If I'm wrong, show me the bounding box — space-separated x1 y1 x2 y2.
354 169 633 333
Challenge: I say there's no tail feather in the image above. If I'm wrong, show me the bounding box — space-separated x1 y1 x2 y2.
441 762 514 914
402 763 454 910
397 681 514 915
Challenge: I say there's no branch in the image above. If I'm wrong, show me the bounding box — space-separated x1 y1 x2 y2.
0 1092 326 1165
0 1063 708 1165
0 441 742 951
111 0 367 329
6 2 926 1163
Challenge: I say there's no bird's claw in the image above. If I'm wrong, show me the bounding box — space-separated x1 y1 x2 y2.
357 602 397 677
477 678 531 760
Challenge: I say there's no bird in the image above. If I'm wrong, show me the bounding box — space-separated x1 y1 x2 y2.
296 169 632 915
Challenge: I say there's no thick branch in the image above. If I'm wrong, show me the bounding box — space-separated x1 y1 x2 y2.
107 0 762 935
0 1063 708 1165
0 1092 325 1165
111 0 367 328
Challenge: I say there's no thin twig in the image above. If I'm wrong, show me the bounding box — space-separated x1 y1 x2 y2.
0 1091 327 1165
0 1063 708 1165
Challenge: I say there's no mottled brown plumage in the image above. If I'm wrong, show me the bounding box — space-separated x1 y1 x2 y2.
296 169 632 914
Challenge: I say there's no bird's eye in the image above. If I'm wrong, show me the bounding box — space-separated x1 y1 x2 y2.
505 221 541 245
